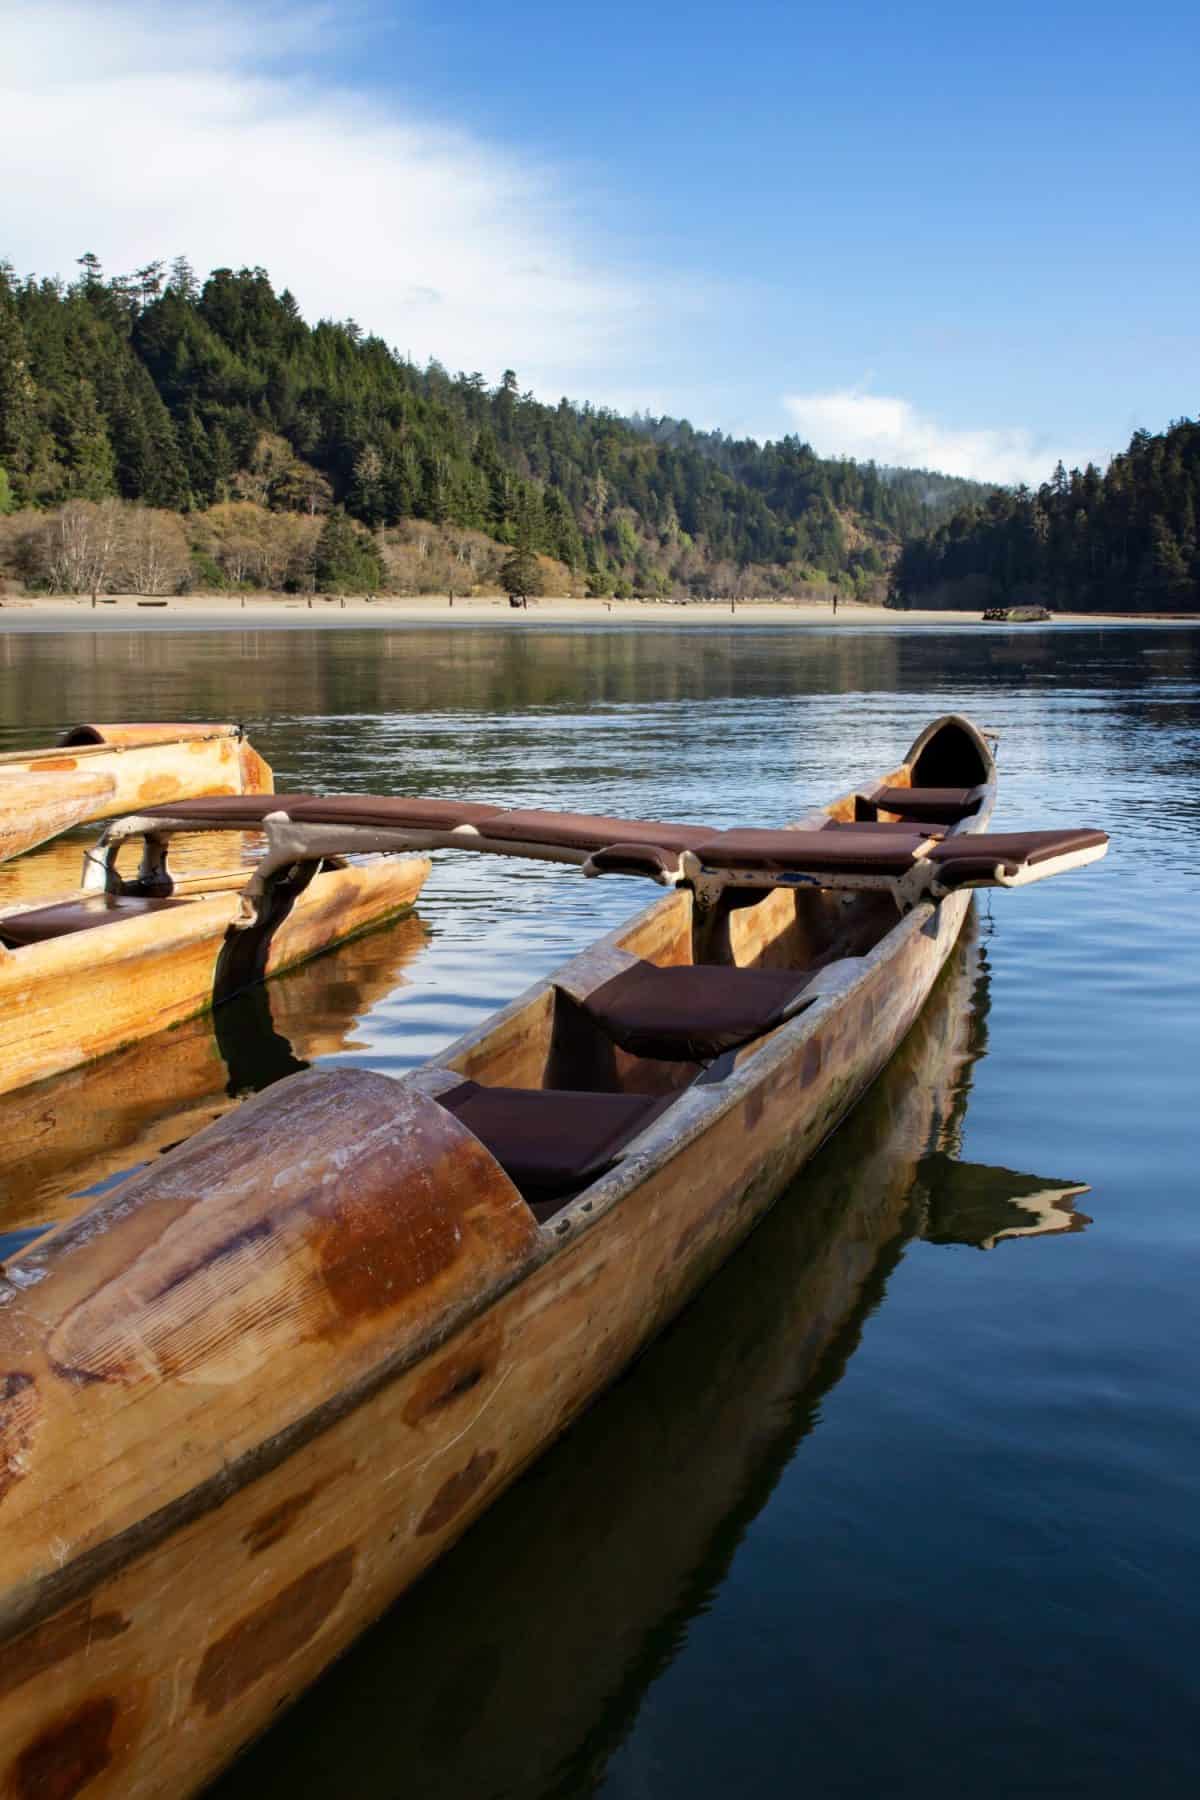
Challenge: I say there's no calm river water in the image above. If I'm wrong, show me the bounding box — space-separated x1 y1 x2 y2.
2 622 1198 1798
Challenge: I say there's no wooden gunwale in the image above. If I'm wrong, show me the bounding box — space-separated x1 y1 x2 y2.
0 726 242 769
0 716 1010 1798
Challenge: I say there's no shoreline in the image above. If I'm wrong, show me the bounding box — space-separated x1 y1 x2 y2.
0 592 1192 633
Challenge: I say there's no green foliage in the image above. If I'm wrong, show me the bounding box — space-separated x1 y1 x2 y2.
189 547 224 589
893 421 1200 612
314 509 383 593
499 544 543 599
0 466 12 514
0 254 1001 595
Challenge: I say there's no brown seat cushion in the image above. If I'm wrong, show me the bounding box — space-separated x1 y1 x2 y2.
438 1081 671 1202
137 795 293 824
484 810 713 854
925 829 1108 887
577 960 815 1060
693 828 927 877
873 786 981 824
0 895 191 949
138 794 503 832
287 795 505 831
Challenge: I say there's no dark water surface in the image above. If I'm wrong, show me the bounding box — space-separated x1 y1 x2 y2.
2 623 1198 1798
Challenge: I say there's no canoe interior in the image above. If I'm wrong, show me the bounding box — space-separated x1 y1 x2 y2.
433 711 995 1218
439 881 899 1108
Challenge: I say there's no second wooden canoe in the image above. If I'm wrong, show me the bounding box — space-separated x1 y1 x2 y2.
0 724 273 864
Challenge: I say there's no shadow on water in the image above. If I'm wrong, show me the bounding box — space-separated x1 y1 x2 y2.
210 912 1090 1800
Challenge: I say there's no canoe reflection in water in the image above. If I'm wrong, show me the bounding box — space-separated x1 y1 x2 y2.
0 912 431 1244
212 910 1090 1800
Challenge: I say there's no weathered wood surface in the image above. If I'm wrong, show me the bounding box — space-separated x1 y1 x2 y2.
0 728 273 865
0 914 969 1797
0 715 1004 1797
0 857 430 1098
221 929 991 1800
52 726 242 750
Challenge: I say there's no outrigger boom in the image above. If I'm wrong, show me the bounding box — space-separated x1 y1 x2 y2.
92 714 1105 926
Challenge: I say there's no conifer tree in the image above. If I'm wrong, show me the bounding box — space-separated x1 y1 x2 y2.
314 508 383 592
499 542 542 603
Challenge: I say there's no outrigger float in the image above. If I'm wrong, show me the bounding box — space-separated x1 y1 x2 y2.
0 716 1106 1798
0 724 273 866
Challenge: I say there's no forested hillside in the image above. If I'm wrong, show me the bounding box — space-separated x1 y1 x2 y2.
892 420 1200 613
0 254 991 597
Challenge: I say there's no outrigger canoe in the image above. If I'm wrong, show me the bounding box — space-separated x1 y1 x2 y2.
0 724 273 865
0 716 1106 1799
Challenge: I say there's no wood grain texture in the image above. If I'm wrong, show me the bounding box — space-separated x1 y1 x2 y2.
0 717 1004 1797
0 901 969 1799
0 857 429 1096
0 729 273 865
0 913 430 1232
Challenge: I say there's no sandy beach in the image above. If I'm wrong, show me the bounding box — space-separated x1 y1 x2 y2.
0 592 1173 631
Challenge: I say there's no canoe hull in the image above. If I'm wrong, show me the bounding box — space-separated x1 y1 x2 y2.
0 729 272 865
0 886 967 1799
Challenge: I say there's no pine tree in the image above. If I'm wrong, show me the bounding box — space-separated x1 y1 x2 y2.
314 508 383 593
499 543 542 603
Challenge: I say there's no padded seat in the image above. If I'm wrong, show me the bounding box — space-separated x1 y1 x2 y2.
576 959 815 1060
438 1080 670 1204
288 795 505 831
138 795 291 824
925 829 1108 887
824 818 947 838
0 895 190 949
693 828 928 877
873 786 981 824
138 794 503 832
866 821 946 839
484 810 712 854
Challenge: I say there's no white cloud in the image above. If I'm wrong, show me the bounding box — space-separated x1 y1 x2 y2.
1 1 657 394
782 388 1103 486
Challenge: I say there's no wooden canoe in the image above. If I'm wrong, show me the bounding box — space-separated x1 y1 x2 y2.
0 715 1106 1799
214 921 1088 1800
0 837 430 1097
0 725 273 865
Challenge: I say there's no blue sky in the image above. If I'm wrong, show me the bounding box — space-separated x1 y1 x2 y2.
5 0 1198 481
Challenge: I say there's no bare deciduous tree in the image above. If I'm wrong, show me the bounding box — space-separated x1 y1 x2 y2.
119 507 189 595
40 499 124 593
